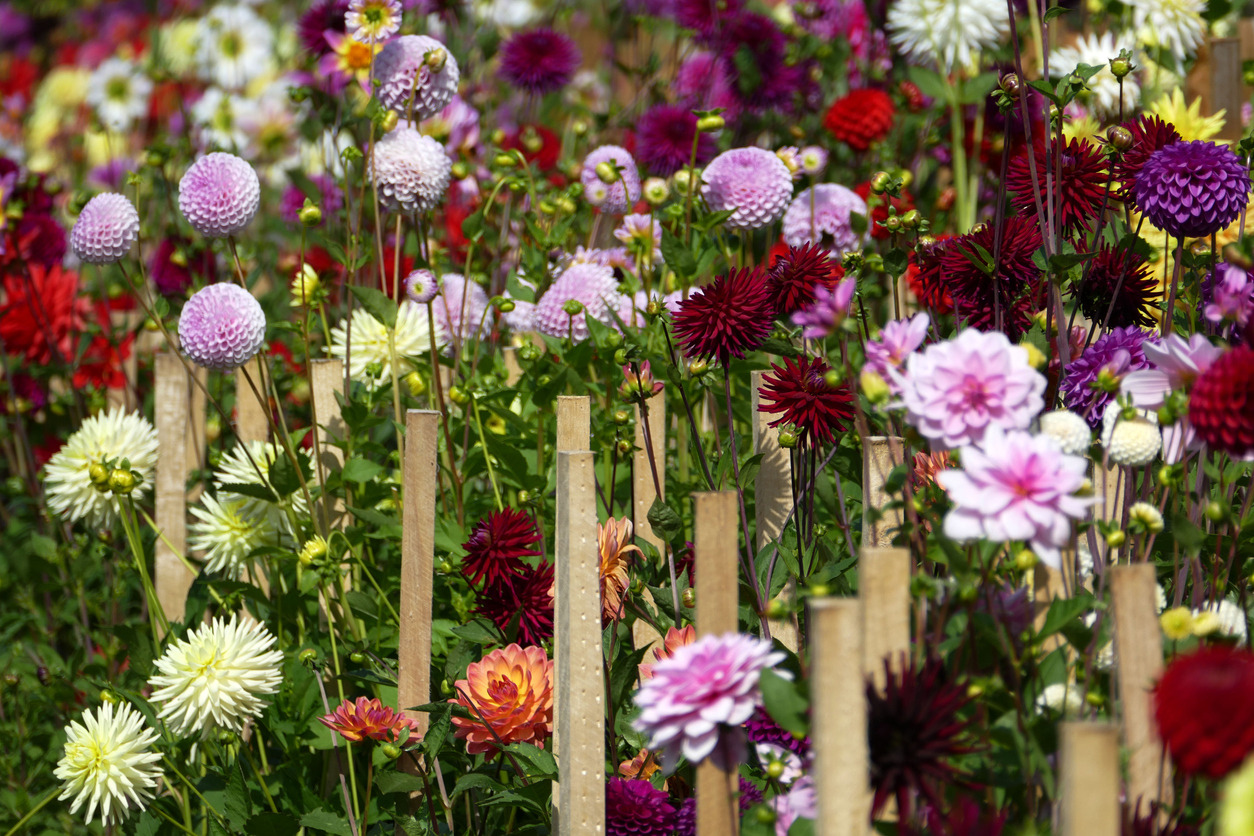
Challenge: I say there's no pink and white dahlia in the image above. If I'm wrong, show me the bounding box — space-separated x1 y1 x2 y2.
1122 333 1223 463
863 313 929 393
533 261 625 341
179 153 261 239
701 147 794 231
937 426 1093 568
899 328 1045 450
179 283 266 370
371 128 452 215
633 632 786 772
375 35 460 120
581 145 642 215
432 273 490 349
71 193 140 264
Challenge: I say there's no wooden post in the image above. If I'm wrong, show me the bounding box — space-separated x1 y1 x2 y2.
1212 38 1244 142
555 451 604 836
187 364 207 490
752 371 797 649
632 393 666 552
556 395 590 452
1058 723 1120 836
694 491 740 836
1096 461 1125 528
503 346 522 387
1111 564 1171 812
234 357 269 444
399 411 439 739
811 597 869 836
155 352 193 627
862 437 903 548
860 547 910 687
311 359 347 531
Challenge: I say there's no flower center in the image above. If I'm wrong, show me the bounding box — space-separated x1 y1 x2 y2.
960 374 990 411
106 78 130 102
345 40 374 70
219 31 242 59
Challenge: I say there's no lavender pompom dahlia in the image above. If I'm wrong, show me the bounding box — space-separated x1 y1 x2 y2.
1134 140 1250 239
375 35 460 120
534 261 624 341
371 128 452 215
633 631 786 772
581 146 642 215
405 269 439 305
781 183 868 256
432 273 489 348
71 193 140 264
179 283 266 370
701 147 793 231
178 153 261 239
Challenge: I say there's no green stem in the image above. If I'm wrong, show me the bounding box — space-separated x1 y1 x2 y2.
2 787 57 836
470 396 504 511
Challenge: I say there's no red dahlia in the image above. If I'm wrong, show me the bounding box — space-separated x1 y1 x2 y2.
941 216 1045 340
906 235 954 314
0 262 86 365
473 561 555 645
1072 245 1159 329
671 267 774 363
824 88 895 152
767 243 843 316
757 355 855 445
1005 136 1109 238
461 508 543 587
1188 344 1254 457
1111 115 1182 205
1154 645 1254 779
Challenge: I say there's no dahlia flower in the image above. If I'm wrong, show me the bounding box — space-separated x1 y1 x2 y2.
636 105 716 176
1100 403 1163 467
1129 0 1206 65
886 0 1009 72
70 193 140 265
1155 646 1254 779
189 492 283 578
462 508 542 587
179 153 261 238
43 407 159 527
581 145 642 215
405 269 439 305
375 35 460 119
701 147 794 231
1038 410 1092 456
55 702 162 827
671 267 774 362
937 426 1093 567
320 697 418 743
498 28 581 94
714 13 807 114
864 313 930 392
638 624 697 680
757 355 856 444
371 128 452 215
673 0 743 35
85 57 152 130
1205 263 1254 328
767 243 843 316
433 273 490 349
1074 246 1158 329
1135 141 1250 239
298 0 349 55
1121 332 1221 462
1005 136 1108 238
149 615 284 737
195 3 275 90
781 184 867 257
605 777 677 836
179 283 267 371
823 88 895 151
898 328 1046 450
329 301 433 383
474 562 555 645
633 631 786 772
450 644 554 755
346 0 402 41
746 705 811 758
599 517 641 622
533 261 625 341
1112 115 1182 204
1189 344 1254 458
1060 326 1151 427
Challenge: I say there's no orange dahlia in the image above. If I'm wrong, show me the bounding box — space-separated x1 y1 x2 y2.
637 624 696 680
600 517 641 623
450 644 554 756
319 696 418 743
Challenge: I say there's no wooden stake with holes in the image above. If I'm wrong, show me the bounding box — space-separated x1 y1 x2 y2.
1111 564 1171 812
311 359 347 531
503 346 522 387
1059 722 1120 836
811 597 870 836
694 491 740 836
1212 38 1244 142
234 357 269 444
399 411 439 738
556 395 590 452
632 392 666 552
155 352 193 628
752 370 797 649
555 451 604 836
187 365 207 501
860 547 910 687
862 437 903 548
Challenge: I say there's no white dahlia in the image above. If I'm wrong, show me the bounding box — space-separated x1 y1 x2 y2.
195 3 276 90
1128 0 1206 66
886 0 1009 73
1051 32 1140 119
329 300 433 383
43 407 159 527
55 702 163 826
85 57 153 131
370 128 452 215
149 615 284 737
189 492 284 578
211 439 310 527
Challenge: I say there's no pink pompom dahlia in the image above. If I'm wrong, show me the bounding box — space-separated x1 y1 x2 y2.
581 145 642 215
375 35 460 119
179 283 266 370
371 128 452 215
701 147 793 231
178 153 261 239
71 193 140 264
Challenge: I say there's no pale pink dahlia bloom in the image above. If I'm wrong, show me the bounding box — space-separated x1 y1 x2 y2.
71 193 140 264
375 35 460 120
899 328 1045 450
178 153 261 239
581 145 642 215
864 313 929 393
781 183 867 257
179 283 266 370
432 273 489 349
701 147 794 231
769 776 817 836
937 426 1093 568
633 632 786 772
371 128 452 215
404 268 439 305
533 261 625 341
1122 333 1223 463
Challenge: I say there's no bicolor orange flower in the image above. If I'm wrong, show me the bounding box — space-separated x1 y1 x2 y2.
618 748 661 781
638 624 696 680
450 644 553 756
319 696 418 743
599 517 641 623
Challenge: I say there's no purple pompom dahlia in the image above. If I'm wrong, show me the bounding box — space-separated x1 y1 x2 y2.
179 283 266 370
375 35 460 120
781 183 867 256
581 145 642 215
371 128 452 215
701 147 794 231
1134 140 1250 239
71 193 140 264
498 28 581 94
635 105 715 176
1060 325 1152 427
178 153 261 239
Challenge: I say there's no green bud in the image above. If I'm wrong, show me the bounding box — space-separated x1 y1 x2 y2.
404 371 426 396
778 428 799 448
870 171 891 194
901 209 922 230
696 114 725 132
451 161 469 180
617 438 634 455
1105 529 1126 548
448 386 470 406
517 489 531 504
682 588 696 608
89 462 111 486
595 161 620 183
688 357 709 375
614 409 631 424
299 199 322 227
1206 500 1229 522
299 649 318 665
349 651 367 664
493 153 515 168
425 47 447 71
882 215 902 233
643 177 669 206
555 196 577 215
536 374 552 388
108 469 138 495
613 348 629 365
381 743 402 759
823 369 842 388
1107 126 1134 152
1014 550 1039 570
1000 73 1021 95
562 299 585 316
378 110 399 133
538 200 557 215
1109 55 1133 79
765 599 788 620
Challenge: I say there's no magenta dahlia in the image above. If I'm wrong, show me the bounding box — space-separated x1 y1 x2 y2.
671 267 774 363
498 28 581 94
1188 344 1254 457
767 243 843 316
1073 245 1158 329
473 562 554 645
605 778 677 836
635 105 716 177
781 184 867 256
370 128 452 215
533 261 626 341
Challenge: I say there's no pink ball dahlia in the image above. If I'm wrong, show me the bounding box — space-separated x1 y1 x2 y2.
581 145 642 215
371 128 452 215
375 35 460 120
937 425 1094 568
534 261 625 341
632 631 786 772
178 153 261 238
781 184 867 256
178 283 266 370
899 328 1046 450
404 268 439 305
701 147 793 231
432 273 489 349
71 193 140 264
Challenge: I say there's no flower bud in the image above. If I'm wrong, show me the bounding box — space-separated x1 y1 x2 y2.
688 357 709 375
614 409 631 424
777 427 799 448
425 47 447 71
617 438 634 455
299 535 328 566
572 119 589 137
1206 500 1230 522
89 462 111 486
1106 126 1134 153
696 114 725 132
1014 550 1038 570
404 371 426 396
448 386 470 406
538 200 557 215
882 215 902 233
860 370 890 404
562 299 585 316
595 161 620 184
900 209 921 230
349 651 367 664
450 161 470 180
643 177 670 206
756 806 778 824
671 169 694 195
613 348 629 366
108 469 138 495
1129 501 1164 533
1105 529 1126 548
493 153 515 168
291 263 321 304
298 199 323 227
1000 73 1021 95
299 648 318 665
555 196 577 215
682 588 696 608
381 743 402 759
870 171 891 194
379 109 399 133
1109 57 1132 79
765 599 788 620
765 760 786 780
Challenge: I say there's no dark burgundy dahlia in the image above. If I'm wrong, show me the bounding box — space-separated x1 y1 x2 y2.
473 560 555 645
1072 245 1159 329
605 778 677 836
1006 135 1109 238
461 508 543 587
498 28 581 94
757 355 855 445
1134 140 1251 239
1155 644 1254 779
635 105 716 177
1189 344 1254 457
767 242 843 316
941 216 1044 340
671 267 774 363
1111 114 1181 204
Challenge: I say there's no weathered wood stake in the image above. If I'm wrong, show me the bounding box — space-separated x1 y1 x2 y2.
1212 38 1244 142
399 410 439 740
1059 722 1120 836
556 394 590 452
860 547 910 687
234 357 269 444
752 371 797 650
811 597 870 836
155 352 192 628
862 437 903 548
310 359 347 531
632 392 666 552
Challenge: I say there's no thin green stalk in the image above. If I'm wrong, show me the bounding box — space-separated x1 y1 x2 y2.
1 787 57 836
470 396 504 510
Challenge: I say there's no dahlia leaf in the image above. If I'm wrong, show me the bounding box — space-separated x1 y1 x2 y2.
1042 5 1068 23
1027 79 1062 106
225 763 253 832
958 72 998 105
396 814 432 836
1036 592 1095 640
341 457 384 483
422 701 454 760
647 497 684 543
906 66 948 102
1048 251 1096 271
219 482 281 503
348 284 398 330
1169 512 1206 550
760 668 809 738
300 809 352 836
374 771 427 795
884 247 909 278
661 229 696 279
244 813 300 836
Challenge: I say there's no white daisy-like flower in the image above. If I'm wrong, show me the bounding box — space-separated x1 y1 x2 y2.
190 86 256 152
43 407 159 527
1035 683 1085 715
212 439 310 527
85 57 153 130
886 0 1009 73
54 702 163 826
1128 0 1206 67
1193 599 1249 642
329 301 433 384
189 493 284 578
195 3 276 90
1051 32 1140 119
346 0 403 42
149 615 284 737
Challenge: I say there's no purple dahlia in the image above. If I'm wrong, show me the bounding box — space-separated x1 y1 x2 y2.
1134 140 1250 239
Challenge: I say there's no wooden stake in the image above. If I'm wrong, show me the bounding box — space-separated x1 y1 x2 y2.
311 359 347 531
862 437 903 548
234 357 269 444
695 491 740 836
860 547 910 687
399 410 439 739
155 352 192 628
556 395 590 452
187 365 207 497
1212 38 1244 142
632 393 666 552
1059 722 1120 836
555 451 604 836
503 346 522 387
811 597 870 836
1111 564 1171 811
752 371 798 649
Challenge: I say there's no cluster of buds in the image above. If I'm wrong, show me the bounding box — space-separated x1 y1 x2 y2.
88 458 143 496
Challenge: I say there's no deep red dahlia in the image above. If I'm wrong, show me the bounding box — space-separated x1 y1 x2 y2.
461 508 543 587
73 333 134 391
1005 136 1109 238
854 180 915 240
1154 645 1254 779
297 0 348 55
941 216 1044 340
1111 115 1182 205
906 235 954 314
1188 344 1254 457
1072 246 1158 329
824 88 895 152
473 561 555 645
767 243 843 316
635 105 716 177
757 356 854 445
605 777 677 836
671 267 774 363
674 0 743 37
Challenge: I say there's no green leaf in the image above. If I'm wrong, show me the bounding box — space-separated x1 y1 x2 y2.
732 45 762 96
133 810 162 836
423 701 454 760
268 451 311 499
1026 79 1062 106
789 818 817 836
451 619 499 644
348 285 398 330
1037 593 1095 640
451 772 507 800
396 814 432 836
245 813 300 836
1048 251 1096 271
225 763 252 832
906 65 948 102
759 668 808 738
1170 512 1206 550
647 497 684 543
220 482 281 503
300 810 353 836
882 248 908 278
375 771 427 795
1042 4 1068 22
660 229 697 279
341 457 384 483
